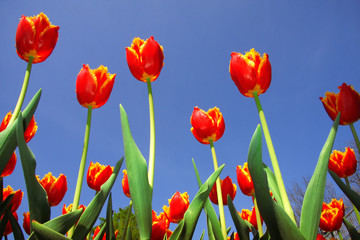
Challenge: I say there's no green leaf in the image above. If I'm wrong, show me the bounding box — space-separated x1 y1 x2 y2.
227 196 250 240
343 217 360 240
329 170 360 211
0 89 41 174
72 158 123 240
192 159 223 240
0 209 9 237
206 216 216 240
300 114 339 240
16 112 50 225
106 194 116 240
170 164 225 240
120 104 152 240
94 223 106 240
32 221 70 240
263 164 283 207
0 194 14 217
247 125 306 240
8 210 25 240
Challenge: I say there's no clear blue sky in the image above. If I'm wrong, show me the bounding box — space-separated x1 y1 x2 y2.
1 1 360 239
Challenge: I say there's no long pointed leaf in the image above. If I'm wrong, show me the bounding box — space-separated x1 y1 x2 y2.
227 196 250 240
16 112 50 225
120 104 152 240
248 125 306 240
72 158 123 240
170 164 224 240
8 210 25 240
343 217 360 240
300 114 339 240
106 194 115 240
263 164 283 207
32 221 70 240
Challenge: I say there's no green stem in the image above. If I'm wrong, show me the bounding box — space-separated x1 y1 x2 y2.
210 140 227 240
122 201 133 240
252 92 296 223
338 230 343 240
146 78 155 197
252 194 263 237
350 124 360 155
69 106 92 237
345 177 360 224
9 56 34 125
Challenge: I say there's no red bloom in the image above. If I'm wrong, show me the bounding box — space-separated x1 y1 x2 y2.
62 203 86 215
87 161 113 191
190 107 225 144
126 36 164 82
209 176 237 205
93 226 118 240
163 191 189 223
228 233 240 240
3 185 23 213
319 198 345 232
1 111 38 143
329 147 357 178
38 172 67 206
23 212 31 235
236 162 255 196
122 169 131 198
151 210 172 240
316 234 327 240
15 12 59 63
320 83 360 125
1 153 16 178
240 207 263 230
76 64 116 109
229 48 271 97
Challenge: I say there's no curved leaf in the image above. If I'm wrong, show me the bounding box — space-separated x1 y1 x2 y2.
263 164 282 207
106 194 115 240
343 217 360 240
32 221 70 240
227 196 250 240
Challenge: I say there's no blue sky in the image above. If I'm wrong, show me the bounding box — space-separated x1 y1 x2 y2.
1 1 360 238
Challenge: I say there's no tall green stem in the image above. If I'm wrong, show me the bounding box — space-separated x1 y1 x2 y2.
9 56 34 125
253 195 263 237
69 106 92 237
350 123 360 155
210 140 227 240
146 78 155 196
345 177 360 224
338 230 343 240
252 92 296 223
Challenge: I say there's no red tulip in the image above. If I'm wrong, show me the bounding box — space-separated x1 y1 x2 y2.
87 161 113 191
236 162 255 196
319 198 345 232
1 111 38 143
122 169 131 198
240 207 263 230
320 83 360 125
15 12 59 63
0 153 16 178
126 36 164 82
76 64 116 109
38 172 67 206
329 147 357 178
190 107 225 144
316 234 326 240
3 185 23 213
151 210 172 240
230 48 271 97
228 233 240 240
23 212 31 235
62 203 86 215
163 191 189 223
209 176 237 205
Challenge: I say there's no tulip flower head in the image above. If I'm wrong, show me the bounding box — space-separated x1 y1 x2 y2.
1 111 38 143
122 169 131 198
3 185 23 213
15 12 59 63
126 36 164 82
316 234 327 240
76 64 116 109
87 161 113 191
190 107 225 144
1 153 17 178
320 83 360 125
319 198 345 232
38 172 67 206
23 212 31 235
229 48 271 97
209 176 237 205
329 147 357 178
62 203 86 215
163 191 190 223
151 210 172 240
240 207 263 230
236 162 255 196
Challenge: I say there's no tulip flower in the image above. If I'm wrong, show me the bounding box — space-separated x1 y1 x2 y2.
23 212 31 235
86 161 113 191
229 48 271 97
76 64 116 109
209 176 237 205
62 203 86 215
190 107 225 144
126 36 164 82
320 83 360 125
328 147 357 178
1 211 18 236
151 210 172 240
316 234 327 240
3 186 23 213
122 169 131 198
228 233 240 240
0 153 16 177
93 226 119 240
236 162 255 196
319 198 345 232
163 191 190 223
240 207 263 230
15 12 59 63
38 172 67 206
1 111 38 143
